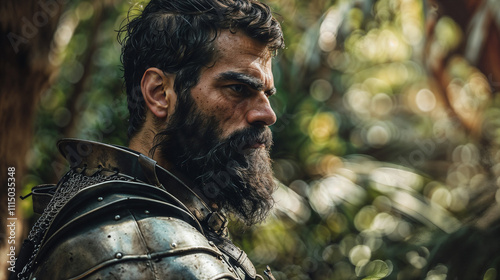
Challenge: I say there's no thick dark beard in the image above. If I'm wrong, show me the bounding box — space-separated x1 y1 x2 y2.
152 96 276 226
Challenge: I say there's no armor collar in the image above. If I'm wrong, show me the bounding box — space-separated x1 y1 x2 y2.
57 138 228 236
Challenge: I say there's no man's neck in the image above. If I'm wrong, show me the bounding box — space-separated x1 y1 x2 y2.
129 132 220 211
128 135 150 157
129 128 169 167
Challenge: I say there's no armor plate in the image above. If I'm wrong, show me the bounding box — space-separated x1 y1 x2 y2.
15 139 267 280
31 181 238 280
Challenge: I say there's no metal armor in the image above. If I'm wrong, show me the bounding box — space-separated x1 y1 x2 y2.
14 139 273 280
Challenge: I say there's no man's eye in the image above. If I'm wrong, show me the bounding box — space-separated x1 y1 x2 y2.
229 84 245 93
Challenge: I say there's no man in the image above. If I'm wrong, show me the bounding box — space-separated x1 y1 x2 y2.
12 0 284 279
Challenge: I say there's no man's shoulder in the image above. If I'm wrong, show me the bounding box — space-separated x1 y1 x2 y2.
31 180 238 280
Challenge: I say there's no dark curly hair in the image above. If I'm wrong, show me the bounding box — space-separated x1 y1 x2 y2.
118 0 284 138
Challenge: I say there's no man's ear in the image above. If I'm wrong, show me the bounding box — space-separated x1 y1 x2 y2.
141 67 176 119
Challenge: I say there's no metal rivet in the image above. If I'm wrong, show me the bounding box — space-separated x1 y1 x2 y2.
114 215 121 221
144 210 150 214
218 255 223 260
228 267 233 272
171 242 177 248
115 252 123 259
97 197 103 202
208 241 215 247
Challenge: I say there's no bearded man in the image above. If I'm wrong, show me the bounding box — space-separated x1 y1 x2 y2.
12 0 284 279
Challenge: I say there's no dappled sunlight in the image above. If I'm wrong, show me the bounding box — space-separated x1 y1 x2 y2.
308 173 367 215
273 182 311 224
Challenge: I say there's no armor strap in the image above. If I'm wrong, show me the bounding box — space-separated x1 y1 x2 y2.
207 212 229 235
31 184 57 214
138 154 162 188
207 233 257 279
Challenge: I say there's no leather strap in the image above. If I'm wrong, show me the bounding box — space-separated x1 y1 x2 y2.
207 234 257 279
138 154 162 188
31 184 57 214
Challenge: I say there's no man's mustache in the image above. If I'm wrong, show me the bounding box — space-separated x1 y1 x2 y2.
194 126 273 162
230 126 273 150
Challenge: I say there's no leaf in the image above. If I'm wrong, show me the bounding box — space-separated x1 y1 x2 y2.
356 260 391 280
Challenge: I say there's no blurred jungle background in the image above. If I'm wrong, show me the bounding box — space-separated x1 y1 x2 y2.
2 0 500 279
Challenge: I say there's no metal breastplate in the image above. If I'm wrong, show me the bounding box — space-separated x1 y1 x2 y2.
15 139 270 280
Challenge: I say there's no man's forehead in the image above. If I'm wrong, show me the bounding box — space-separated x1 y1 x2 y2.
208 30 274 84
214 30 273 61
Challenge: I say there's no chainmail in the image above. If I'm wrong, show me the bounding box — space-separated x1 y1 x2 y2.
18 168 132 280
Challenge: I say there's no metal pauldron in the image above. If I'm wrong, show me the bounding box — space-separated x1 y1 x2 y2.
16 139 274 280
30 180 239 280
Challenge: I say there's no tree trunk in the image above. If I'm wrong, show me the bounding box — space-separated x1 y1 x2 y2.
0 1 63 278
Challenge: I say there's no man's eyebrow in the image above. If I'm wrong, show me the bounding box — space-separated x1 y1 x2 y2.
217 71 276 95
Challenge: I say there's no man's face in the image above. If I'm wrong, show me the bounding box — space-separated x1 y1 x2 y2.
191 30 277 138
155 30 278 225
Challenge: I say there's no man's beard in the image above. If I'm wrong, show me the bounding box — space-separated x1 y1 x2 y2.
152 96 276 226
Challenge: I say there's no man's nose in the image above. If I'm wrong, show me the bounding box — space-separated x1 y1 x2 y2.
246 93 277 126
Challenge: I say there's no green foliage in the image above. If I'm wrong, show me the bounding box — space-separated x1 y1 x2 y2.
25 0 500 279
